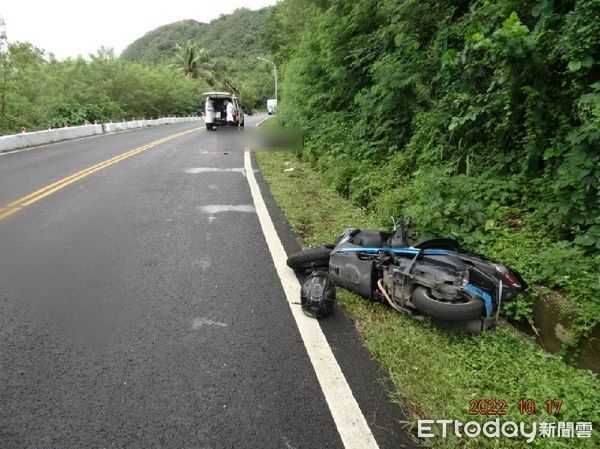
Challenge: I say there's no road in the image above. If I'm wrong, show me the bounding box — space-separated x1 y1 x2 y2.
0 115 416 449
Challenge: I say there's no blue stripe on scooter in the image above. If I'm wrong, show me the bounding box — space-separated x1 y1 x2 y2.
336 247 452 256
464 283 493 317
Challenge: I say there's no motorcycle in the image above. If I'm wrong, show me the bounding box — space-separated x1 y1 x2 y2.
287 223 526 333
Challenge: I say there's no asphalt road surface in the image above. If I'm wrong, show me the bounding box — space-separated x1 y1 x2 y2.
0 116 417 449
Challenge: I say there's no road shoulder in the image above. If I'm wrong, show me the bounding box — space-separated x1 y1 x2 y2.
249 151 419 449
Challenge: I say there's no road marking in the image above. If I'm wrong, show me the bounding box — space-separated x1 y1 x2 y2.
199 205 256 214
244 150 379 449
0 128 199 222
192 318 227 329
255 116 273 127
185 167 247 174
0 207 21 221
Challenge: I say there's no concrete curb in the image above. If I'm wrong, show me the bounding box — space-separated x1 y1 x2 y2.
0 116 201 153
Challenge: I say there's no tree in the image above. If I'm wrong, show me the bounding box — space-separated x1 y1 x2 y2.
174 40 216 85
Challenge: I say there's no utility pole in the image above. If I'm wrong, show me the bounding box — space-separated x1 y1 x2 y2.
0 18 6 54
0 18 7 131
257 57 278 105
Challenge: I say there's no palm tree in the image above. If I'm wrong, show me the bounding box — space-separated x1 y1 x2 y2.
175 41 216 85
174 41 240 95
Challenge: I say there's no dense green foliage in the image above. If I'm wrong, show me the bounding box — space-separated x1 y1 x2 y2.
0 45 204 135
271 0 600 341
121 8 277 108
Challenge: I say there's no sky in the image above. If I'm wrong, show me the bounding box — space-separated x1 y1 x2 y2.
1 0 278 59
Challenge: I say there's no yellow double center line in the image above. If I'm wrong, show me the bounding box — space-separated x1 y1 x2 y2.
0 128 198 222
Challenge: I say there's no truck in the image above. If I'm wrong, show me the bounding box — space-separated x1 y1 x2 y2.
267 99 277 115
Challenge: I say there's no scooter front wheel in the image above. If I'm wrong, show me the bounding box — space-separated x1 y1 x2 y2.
411 286 484 321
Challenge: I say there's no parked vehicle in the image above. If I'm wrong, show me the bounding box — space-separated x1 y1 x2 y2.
287 223 526 333
267 99 277 115
202 92 245 130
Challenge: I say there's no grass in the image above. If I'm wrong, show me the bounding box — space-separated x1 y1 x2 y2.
255 150 600 449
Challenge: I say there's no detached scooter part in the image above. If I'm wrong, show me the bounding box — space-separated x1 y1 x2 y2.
300 271 336 318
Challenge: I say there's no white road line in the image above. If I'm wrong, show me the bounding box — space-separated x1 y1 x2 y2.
244 150 380 449
191 318 227 329
199 205 256 214
186 167 246 174
254 116 273 127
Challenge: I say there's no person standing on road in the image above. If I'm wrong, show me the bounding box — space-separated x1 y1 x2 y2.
202 98 213 117
225 99 235 126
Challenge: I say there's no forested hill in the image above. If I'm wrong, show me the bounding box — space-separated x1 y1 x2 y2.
0 6 275 135
121 8 268 64
120 7 274 107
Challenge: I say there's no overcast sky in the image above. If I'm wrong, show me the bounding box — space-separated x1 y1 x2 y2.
1 0 278 59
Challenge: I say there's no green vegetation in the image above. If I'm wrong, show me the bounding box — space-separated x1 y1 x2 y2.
121 7 277 108
0 6 279 135
256 149 600 449
265 0 600 346
0 45 203 135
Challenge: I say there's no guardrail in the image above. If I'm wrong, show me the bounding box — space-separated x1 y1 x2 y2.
0 116 202 153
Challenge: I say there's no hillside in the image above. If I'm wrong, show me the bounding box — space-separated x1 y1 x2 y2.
121 7 274 107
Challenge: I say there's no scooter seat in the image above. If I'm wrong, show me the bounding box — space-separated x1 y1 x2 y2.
352 230 393 248
412 238 460 250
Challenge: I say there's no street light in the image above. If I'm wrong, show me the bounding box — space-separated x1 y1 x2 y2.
257 57 278 106
0 18 7 55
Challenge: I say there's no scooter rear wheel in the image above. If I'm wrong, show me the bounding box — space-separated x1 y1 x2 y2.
411 286 484 321
286 247 331 270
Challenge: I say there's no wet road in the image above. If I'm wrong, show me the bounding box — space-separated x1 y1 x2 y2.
0 116 416 449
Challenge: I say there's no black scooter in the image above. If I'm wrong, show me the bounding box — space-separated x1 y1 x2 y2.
287 225 526 333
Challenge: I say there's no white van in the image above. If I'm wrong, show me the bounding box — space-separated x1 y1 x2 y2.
202 92 245 130
267 99 277 115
